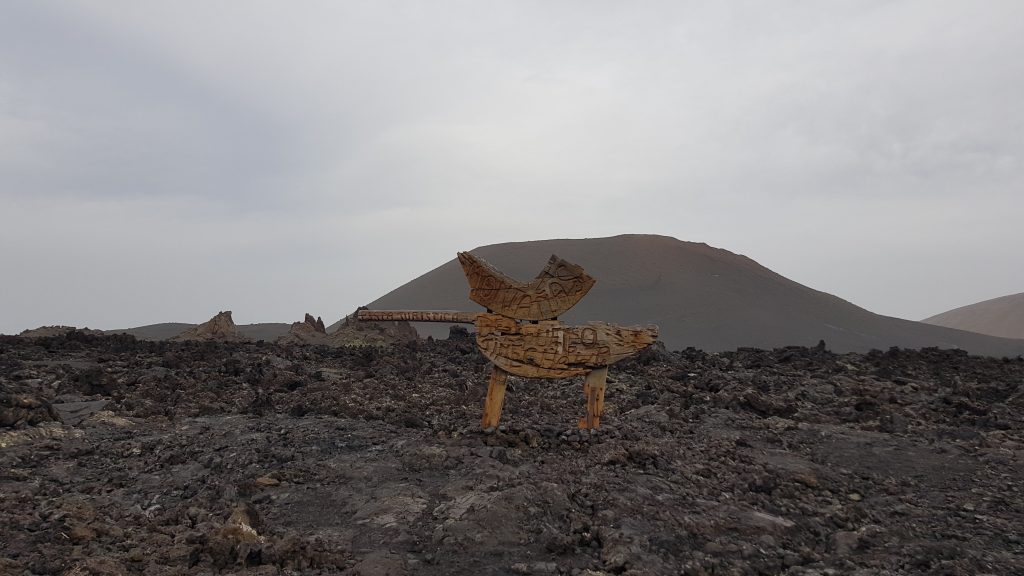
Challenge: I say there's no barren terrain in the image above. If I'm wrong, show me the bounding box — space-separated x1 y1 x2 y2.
3 332 1024 575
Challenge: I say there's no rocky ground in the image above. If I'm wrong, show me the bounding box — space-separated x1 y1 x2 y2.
2 331 1023 575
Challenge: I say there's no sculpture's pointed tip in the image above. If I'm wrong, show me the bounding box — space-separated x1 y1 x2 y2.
457 251 482 269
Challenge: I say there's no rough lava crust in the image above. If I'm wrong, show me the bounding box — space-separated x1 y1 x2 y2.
2 331 1023 575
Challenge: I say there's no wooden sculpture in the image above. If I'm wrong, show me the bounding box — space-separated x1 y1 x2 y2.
357 252 658 429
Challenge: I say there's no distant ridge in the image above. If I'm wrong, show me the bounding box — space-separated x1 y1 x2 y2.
363 234 1024 356
923 292 1024 340
105 322 290 341
105 323 196 341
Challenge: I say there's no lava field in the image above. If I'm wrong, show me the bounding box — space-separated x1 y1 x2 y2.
2 332 1023 575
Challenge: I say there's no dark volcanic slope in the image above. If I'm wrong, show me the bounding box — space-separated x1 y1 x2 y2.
923 292 1024 340
364 234 1024 356
3 333 1024 575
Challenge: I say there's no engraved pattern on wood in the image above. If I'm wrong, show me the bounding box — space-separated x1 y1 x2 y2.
474 314 658 379
579 367 608 429
480 366 509 429
356 310 478 324
457 252 596 321
474 313 518 336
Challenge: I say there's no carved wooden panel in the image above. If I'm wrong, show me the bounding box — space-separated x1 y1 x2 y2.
457 252 595 321
473 313 658 379
356 310 479 324
474 313 517 336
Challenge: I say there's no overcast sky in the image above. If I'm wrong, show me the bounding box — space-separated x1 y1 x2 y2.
2 1 1022 334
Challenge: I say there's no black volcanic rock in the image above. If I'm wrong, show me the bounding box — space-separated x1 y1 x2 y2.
19 326 103 338
2 333 1024 574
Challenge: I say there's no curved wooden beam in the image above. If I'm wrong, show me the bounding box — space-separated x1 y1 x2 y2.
457 252 596 321
356 310 478 324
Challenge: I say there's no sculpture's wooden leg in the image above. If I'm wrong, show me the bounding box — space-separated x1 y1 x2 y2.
579 367 609 429
480 365 510 429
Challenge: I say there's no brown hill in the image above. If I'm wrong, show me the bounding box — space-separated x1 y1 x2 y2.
361 234 1024 356
922 292 1024 340
170 311 248 342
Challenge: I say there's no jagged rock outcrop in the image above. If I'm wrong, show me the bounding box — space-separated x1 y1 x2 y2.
276 310 415 347
328 307 419 347
171 311 249 342
310 314 327 334
276 313 331 346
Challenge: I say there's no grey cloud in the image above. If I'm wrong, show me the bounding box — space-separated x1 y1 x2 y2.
1 1 1022 333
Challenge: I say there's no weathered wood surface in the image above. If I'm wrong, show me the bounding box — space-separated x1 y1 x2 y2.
457 252 595 321
580 367 608 429
480 366 509 429
474 314 658 379
356 310 478 324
